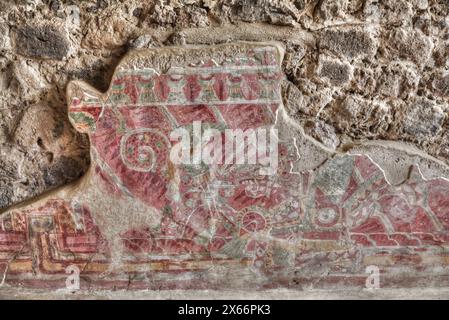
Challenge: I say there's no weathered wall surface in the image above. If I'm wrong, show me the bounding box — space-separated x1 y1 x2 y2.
1 0 449 298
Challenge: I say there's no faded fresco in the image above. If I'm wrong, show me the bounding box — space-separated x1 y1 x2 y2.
2 43 449 294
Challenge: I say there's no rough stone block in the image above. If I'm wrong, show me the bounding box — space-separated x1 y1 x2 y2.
13 25 69 60
317 57 351 86
319 29 376 59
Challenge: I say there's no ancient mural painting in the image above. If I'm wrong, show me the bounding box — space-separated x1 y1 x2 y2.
1 42 449 292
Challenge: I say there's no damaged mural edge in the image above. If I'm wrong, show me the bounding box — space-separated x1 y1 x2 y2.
1 41 449 299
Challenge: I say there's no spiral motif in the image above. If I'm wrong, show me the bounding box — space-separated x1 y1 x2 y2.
120 128 170 173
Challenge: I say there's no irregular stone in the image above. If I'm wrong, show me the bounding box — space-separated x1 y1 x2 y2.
315 0 363 23
49 0 61 12
0 144 39 208
214 0 303 26
82 13 136 50
401 98 446 139
351 67 376 96
431 0 449 15
326 95 392 138
413 11 433 35
432 74 449 97
0 64 11 93
128 34 158 49
145 1 209 28
382 28 433 68
375 62 419 99
66 5 81 29
413 0 429 10
9 59 47 96
433 41 449 68
0 19 11 51
7 103 89 206
0 154 18 209
366 0 414 25
14 104 86 155
86 0 109 13
42 155 85 188
282 79 333 118
319 28 376 59
166 31 187 46
13 25 69 60
183 4 210 27
317 57 351 86
0 184 14 209
147 1 177 26
282 42 306 83
438 132 449 158
281 80 308 116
